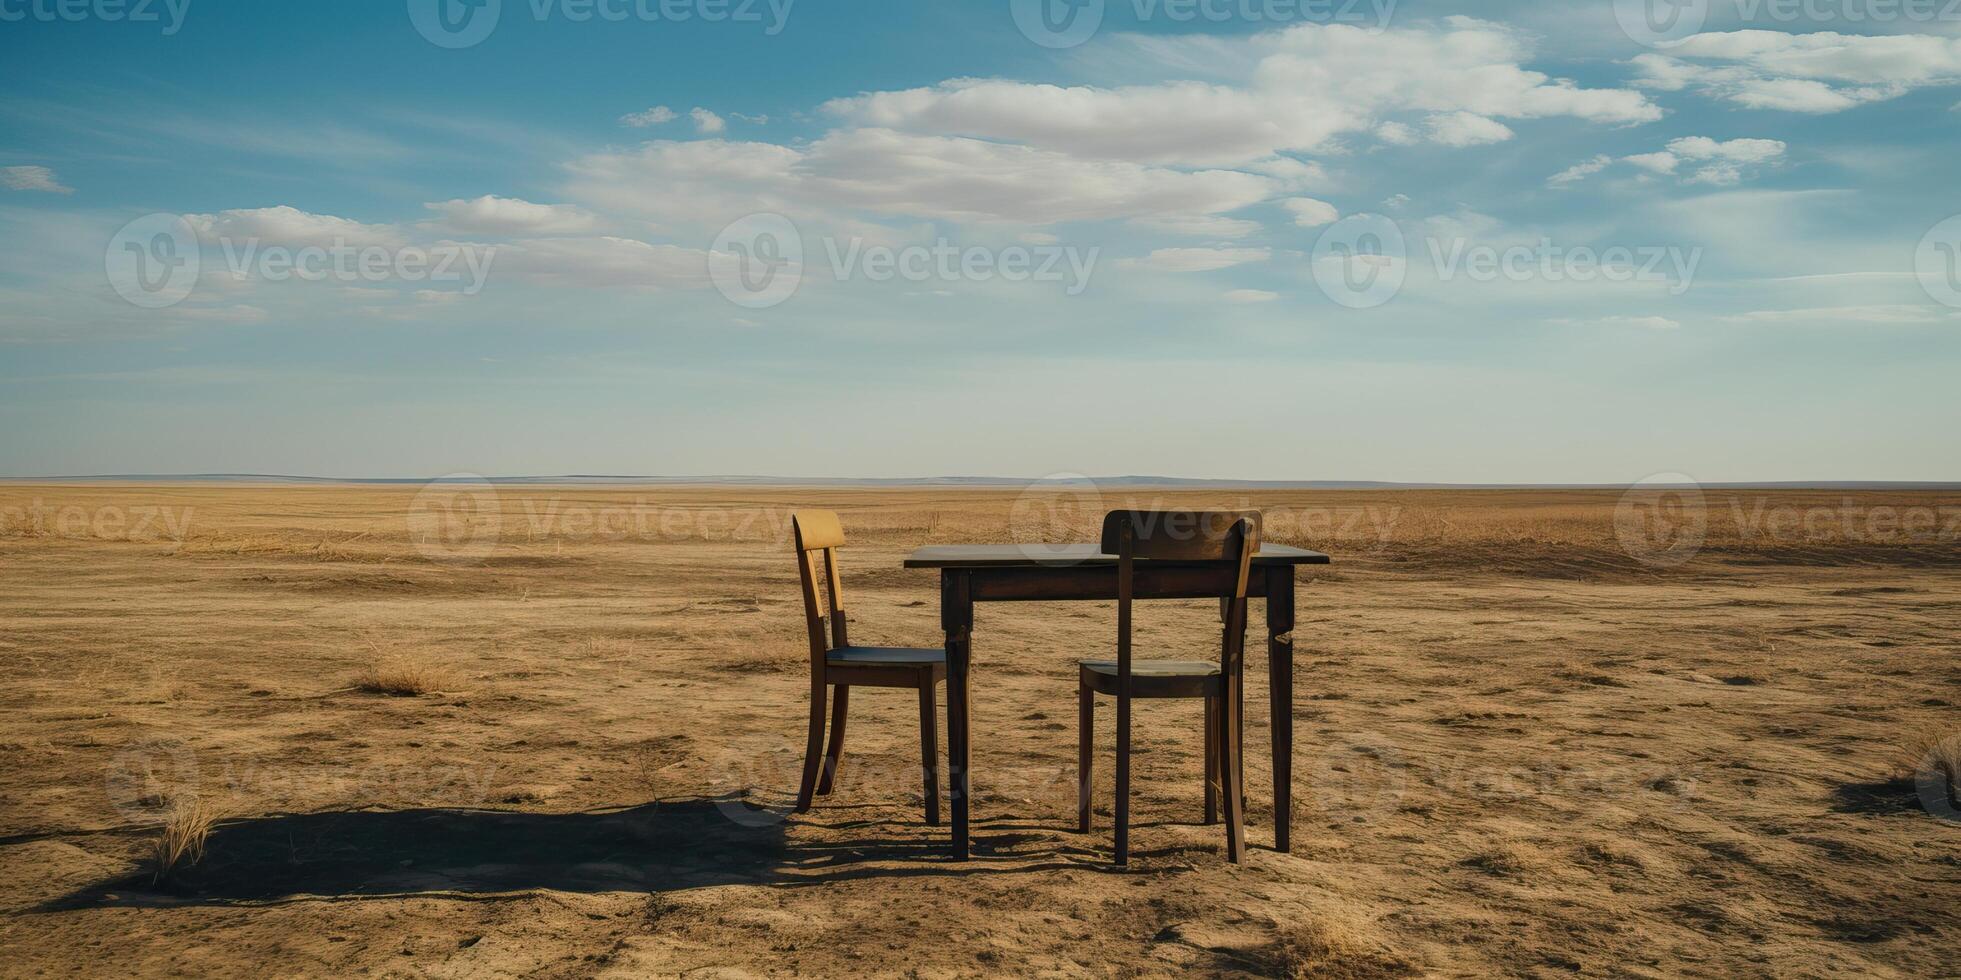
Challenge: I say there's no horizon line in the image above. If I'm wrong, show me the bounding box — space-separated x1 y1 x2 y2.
1 473 1956 491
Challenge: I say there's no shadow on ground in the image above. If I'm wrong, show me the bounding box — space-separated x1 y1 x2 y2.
57 797 788 907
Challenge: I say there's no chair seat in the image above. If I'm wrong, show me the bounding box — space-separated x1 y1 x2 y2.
1079 659 1222 698
1080 659 1219 677
827 646 946 666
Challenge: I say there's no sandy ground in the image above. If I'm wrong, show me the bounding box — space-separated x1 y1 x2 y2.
0 483 1956 978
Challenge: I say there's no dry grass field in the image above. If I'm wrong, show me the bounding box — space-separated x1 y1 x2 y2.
0 482 1956 977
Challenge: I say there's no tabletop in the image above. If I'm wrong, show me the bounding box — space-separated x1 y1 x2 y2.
903 543 1330 569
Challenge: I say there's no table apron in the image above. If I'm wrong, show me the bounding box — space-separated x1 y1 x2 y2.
960 565 1285 603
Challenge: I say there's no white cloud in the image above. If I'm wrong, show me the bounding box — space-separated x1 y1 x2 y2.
493 236 719 290
565 133 1281 227
1 165 72 194
1281 197 1340 227
1721 305 1956 324
1382 194 1411 209
1425 112 1515 147
1223 289 1279 303
161 304 270 324
425 195 597 235
1630 31 1961 113
823 20 1657 168
690 107 726 135
1669 137 1788 164
1123 247 1270 273
1375 121 1419 145
185 206 401 247
1552 315 1681 330
1548 155 1613 186
1623 151 1680 175
1552 137 1785 186
1129 213 1264 238
620 106 676 127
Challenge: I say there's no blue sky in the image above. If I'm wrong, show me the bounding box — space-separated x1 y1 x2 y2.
1 0 1957 481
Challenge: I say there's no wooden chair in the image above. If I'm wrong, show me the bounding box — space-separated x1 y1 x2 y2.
792 510 945 823
1078 509 1258 864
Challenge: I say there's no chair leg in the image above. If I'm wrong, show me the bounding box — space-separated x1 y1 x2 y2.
795 678 827 812
1220 681 1244 863
1203 694 1219 826
1115 689 1131 865
817 685 849 796
918 673 941 826
1077 675 1094 834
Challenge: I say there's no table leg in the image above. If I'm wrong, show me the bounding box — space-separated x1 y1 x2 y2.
1266 566 1296 853
941 570 973 860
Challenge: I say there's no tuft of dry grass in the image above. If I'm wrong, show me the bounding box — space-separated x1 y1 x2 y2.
354 656 461 697
1258 919 1416 980
1906 730 1961 810
149 801 221 883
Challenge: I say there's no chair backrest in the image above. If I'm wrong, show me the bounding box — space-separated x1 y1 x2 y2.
792 510 849 663
1101 510 1260 691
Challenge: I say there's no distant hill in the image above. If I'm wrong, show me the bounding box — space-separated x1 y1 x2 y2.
2 474 1955 491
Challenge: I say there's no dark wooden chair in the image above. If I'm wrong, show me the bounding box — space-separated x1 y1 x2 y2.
792 510 945 823
1078 509 1258 864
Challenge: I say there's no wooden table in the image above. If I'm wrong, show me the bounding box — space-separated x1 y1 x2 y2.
904 543 1331 859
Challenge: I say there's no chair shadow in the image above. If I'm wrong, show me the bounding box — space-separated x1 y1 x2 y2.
52 797 788 909
49 797 1200 909
1831 777 1923 815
